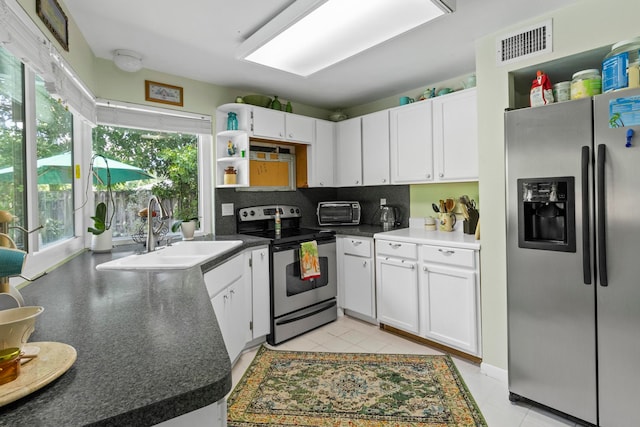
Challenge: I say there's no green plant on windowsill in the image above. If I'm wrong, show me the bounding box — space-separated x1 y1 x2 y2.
88 202 109 235
170 206 200 233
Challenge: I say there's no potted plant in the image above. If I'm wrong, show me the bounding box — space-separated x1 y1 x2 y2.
88 201 112 252
86 154 115 252
170 206 199 241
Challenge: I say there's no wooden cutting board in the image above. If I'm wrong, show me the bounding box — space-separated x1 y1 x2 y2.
0 342 77 407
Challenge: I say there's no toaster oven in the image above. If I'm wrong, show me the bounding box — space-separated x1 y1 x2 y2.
317 201 361 226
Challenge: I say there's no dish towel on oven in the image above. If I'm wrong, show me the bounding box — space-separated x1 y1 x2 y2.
300 240 321 280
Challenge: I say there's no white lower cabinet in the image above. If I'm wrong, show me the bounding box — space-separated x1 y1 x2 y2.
419 244 480 356
203 245 270 364
337 236 375 321
374 236 481 358
375 240 419 334
206 254 247 363
249 247 270 339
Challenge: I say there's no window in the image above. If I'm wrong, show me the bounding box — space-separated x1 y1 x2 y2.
92 125 199 241
35 75 74 247
0 47 26 249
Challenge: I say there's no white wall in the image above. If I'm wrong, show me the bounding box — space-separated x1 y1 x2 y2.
476 0 640 371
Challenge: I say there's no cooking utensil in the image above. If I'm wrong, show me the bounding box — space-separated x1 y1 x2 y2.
445 198 455 213
439 199 445 213
432 203 440 213
461 203 470 220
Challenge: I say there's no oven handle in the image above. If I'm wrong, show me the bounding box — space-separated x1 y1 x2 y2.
275 300 337 326
272 236 336 252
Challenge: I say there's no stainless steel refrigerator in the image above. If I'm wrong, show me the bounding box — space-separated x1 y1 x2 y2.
505 88 640 427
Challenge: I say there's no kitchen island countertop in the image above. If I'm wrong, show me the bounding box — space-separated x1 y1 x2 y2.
0 235 268 426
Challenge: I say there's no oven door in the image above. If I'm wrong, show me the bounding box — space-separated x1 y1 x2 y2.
271 237 336 318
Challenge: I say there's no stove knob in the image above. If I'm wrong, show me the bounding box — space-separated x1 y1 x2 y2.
290 208 294 214
250 210 255 216
242 211 248 217
295 208 300 214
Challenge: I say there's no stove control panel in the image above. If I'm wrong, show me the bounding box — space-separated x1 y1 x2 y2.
238 205 301 221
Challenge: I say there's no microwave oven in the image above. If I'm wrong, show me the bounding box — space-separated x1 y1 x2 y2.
317 201 361 226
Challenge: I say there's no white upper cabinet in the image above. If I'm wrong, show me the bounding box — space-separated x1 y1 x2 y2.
335 117 362 187
285 113 314 143
389 101 434 184
308 119 335 187
432 88 478 181
251 107 284 139
251 107 314 144
362 110 390 186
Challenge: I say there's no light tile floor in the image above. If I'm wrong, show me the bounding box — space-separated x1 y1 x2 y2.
230 315 581 427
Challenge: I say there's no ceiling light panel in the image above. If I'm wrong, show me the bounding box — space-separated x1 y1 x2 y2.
240 0 450 77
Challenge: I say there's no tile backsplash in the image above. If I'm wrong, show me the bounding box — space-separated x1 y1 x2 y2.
214 185 410 235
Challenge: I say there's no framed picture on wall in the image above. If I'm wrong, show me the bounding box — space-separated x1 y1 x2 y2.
145 80 184 107
36 0 69 51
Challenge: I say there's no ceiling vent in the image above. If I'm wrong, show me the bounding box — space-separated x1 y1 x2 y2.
496 19 553 66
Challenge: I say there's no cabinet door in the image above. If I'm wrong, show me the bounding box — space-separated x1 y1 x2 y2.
227 280 247 362
285 114 314 143
389 102 434 183
419 264 478 355
432 89 478 181
309 119 335 187
252 107 285 139
343 254 375 318
335 117 362 187
362 110 390 185
376 256 419 333
251 247 270 339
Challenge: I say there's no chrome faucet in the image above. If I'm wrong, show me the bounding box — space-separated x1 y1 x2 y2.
146 196 170 253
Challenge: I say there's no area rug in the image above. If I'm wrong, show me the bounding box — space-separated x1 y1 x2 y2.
227 346 487 427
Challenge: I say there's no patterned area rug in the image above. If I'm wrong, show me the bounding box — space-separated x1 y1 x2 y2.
228 346 487 427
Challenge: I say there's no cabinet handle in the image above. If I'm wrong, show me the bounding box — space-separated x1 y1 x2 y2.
288 133 293 138
261 252 265 259
362 261 367 267
423 266 428 271
439 173 444 178
382 178 386 183
438 248 455 255
230 289 235 295
426 173 431 179
389 243 402 249
355 180 360 184
352 240 362 246
223 294 229 301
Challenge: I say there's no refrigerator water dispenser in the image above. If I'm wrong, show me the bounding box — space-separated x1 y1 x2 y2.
517 177 576 252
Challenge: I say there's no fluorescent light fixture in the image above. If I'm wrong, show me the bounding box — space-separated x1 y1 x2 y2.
237 0 452 77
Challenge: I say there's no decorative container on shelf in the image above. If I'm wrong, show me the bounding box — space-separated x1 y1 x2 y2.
224 166 237 185
271 96 282 110
285 101 293 113
227 112 238 130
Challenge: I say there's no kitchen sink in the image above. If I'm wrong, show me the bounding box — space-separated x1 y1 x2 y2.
95 240 243 271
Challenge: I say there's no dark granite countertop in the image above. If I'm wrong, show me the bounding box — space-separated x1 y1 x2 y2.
0 236 269 426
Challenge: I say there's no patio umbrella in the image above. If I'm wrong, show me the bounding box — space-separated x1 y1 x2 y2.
0 152 155 185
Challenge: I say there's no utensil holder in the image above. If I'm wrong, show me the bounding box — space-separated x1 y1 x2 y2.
463 216 479 234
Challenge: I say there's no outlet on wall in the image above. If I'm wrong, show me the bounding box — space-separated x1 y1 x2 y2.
380 198 386 206
221 203 234 216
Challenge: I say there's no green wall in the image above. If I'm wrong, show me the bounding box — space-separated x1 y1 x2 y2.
410 182 479 217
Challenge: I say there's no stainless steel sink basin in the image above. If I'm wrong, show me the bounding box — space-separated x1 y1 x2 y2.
96 240 243 271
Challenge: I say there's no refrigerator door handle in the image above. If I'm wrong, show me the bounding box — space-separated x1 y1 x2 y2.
581 146 592 285
597 144 608 286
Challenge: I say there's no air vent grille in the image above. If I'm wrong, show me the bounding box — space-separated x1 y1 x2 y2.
497 20 553 65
